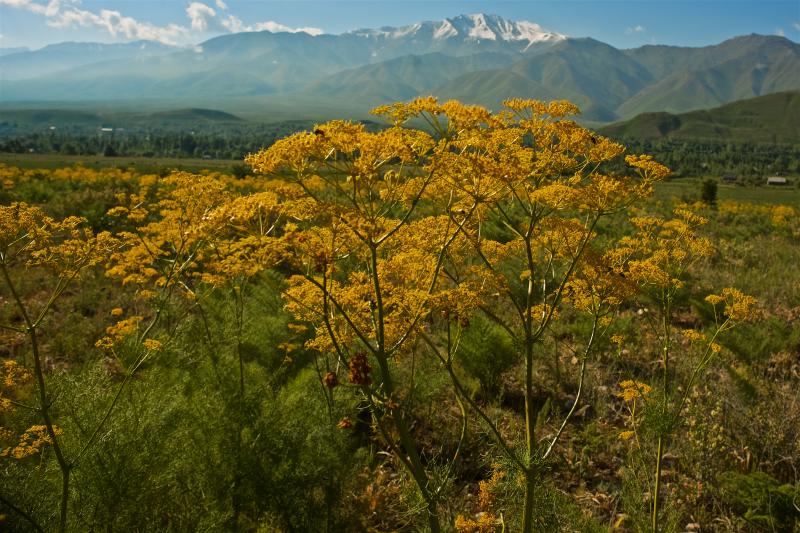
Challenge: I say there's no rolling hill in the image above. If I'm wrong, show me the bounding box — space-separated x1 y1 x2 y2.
600 90 800 143
0 108 245 127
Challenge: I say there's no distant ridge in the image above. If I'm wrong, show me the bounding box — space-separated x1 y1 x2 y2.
149 108 244 122
0 40 177 81
0 109 105 124
0 108 245 126
0 15 798 123
600 90 800 143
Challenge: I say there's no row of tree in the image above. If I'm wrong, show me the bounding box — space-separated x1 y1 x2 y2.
0 121 317 160
617 138 800 181
1 124 798 180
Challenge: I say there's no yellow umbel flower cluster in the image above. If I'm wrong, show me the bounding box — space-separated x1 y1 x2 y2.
618 380 653 402
1 425 63 460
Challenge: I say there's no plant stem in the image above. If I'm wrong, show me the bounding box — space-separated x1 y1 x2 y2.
1 263 71 533
522 469 537 533
652 295 672 532
0 492 45 533
368 244 440 533
652 435 664 533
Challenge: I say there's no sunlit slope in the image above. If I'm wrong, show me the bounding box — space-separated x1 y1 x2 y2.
601 90 800 143
617 36 800 117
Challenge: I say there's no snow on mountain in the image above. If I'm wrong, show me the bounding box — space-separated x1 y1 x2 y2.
465 14 498 40
393 22 423 38
433 20 459 40
348 13 566 45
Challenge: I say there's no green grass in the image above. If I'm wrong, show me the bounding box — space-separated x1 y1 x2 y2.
4 153 799 205
654 178 800 204
0 153 238 173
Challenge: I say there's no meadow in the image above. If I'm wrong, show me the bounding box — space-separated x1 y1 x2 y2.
0 99 798 533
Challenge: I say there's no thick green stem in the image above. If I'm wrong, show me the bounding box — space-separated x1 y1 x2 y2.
374 350 440 532
524 331 535 462
521 234 538 533
521 469 537 533
368 245 440 533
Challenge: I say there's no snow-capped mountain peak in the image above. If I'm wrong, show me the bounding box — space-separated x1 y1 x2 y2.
465 13 497 40
439 14 565 43
433 19 459 40
347 13 566 45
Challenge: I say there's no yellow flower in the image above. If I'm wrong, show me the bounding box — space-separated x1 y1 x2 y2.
0 425 63 459
681 329 706 342
143 339 163 352
455 513 499 533
706 288 758 323
618 380 652 402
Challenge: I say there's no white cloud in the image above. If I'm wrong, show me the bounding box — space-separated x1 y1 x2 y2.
794 21 800 31
254 21 323 36
47 6 189 44
0 0 324 45
186 2 216 31
220 13 323 35
190 2 324 38
775 27 785 36
625 25 646 35
1 0 61 16
220 14 245 33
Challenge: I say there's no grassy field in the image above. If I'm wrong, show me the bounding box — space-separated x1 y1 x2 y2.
0 152 240 173
655 178 800 204
1 154 798 532
3 153 799 207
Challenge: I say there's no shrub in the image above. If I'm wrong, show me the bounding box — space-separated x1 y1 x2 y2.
455 314 517 399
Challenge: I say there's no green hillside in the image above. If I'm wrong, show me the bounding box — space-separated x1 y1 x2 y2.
600 90 800 143
0 108 245 127
617 35 800 117
0 109 106 125
303 52 516 105
148 108 245 123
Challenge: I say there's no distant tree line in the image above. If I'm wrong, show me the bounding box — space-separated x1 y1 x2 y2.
1 122 799 182
616 138 800 182
0 121 319 160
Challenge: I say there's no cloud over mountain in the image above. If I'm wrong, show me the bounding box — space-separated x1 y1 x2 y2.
0 0 324 45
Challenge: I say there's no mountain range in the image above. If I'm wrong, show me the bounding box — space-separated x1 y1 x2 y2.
1 14 799 123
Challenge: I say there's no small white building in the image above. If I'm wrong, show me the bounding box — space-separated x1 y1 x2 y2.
767 176 788 186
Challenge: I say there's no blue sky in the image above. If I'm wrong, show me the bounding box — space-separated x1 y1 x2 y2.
1 0 798 49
